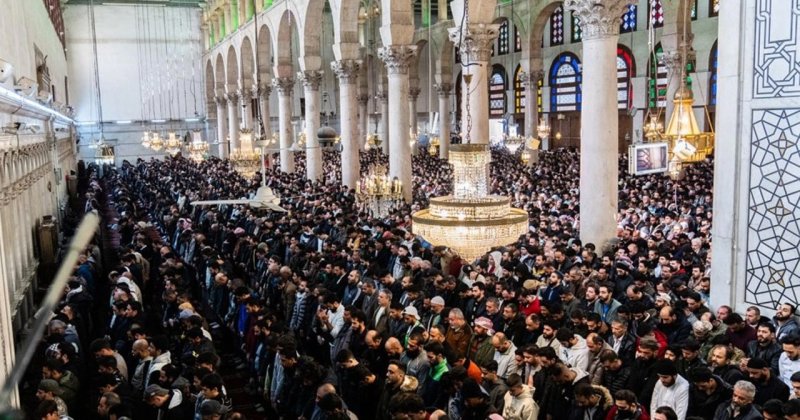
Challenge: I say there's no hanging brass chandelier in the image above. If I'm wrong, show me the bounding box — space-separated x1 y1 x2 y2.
164 131 183 156
355 164 403 217
428 135 440 156
230 128 261 178
412 144 529 262
664 84 714 163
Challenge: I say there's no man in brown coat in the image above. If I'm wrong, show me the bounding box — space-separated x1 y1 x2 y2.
446 308 473 360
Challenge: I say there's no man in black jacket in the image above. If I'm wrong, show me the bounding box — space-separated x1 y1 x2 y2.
144 384 193 420
745 322 782 375
688 366 733 419
744 357 789 406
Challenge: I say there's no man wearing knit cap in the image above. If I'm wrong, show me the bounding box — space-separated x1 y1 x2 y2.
35 379 69 418
745 357 789 405
424 296 446 332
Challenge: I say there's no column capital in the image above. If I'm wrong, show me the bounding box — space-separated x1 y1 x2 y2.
258 84 272 100
297 70 325 91
225 90 240 102
434 83 452 96
375 91 388 102
448 23 500 63
518 70 544 89
661 49 697 73
565 0 634 40
378 45 418 75
272 77 295 95
214 95 227 106
357 94 370 105
408 87 421 101
330 60 361 85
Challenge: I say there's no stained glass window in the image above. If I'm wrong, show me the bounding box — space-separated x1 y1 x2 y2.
649 0 664 29
515 65 525 114
489 66 507 117
617 46 635 109
709 41 718 105
648 44 667 108
551 6 564 46
621 5 637 33
710 0 720 17
550 53 582 112
515 25 522 52
498 19 510 55
572 12 582 43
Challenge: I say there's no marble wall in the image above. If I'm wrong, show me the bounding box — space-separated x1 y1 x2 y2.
712 0 800 314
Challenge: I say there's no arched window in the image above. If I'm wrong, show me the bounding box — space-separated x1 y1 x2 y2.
489 65 507 118
551 6 564 46
617 46 635 109
515 65 525 114
571 12 582 43
709 41 718 106
621 5 637 33
649 0 664 29
550 53 582 112
498 19 509 55
648 44 667 109
710 0 720 17
515 25 522 52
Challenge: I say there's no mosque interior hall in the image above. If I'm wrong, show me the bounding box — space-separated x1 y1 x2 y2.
1 0 799 419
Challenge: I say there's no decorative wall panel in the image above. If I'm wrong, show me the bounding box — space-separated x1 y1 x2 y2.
753 0 800 98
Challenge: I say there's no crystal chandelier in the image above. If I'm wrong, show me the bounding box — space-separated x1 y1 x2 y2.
95 143 115 165
536 117 551 139
428 135 440 156
355 164 403 217
412 144 529 262
503 133 525 154
150 132 164 152
141 131 152 149
230 128 261 178
187 130 209 162
164 131 183 156
365 133 381 151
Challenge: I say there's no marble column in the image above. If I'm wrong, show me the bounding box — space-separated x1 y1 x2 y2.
434 83 452 160
378 45 416 203
377 91 390 155
332 60 361 189
214 96 228 157
566 0 631 247
448 24 499 144
272 77 295 173
257 84 272 137
298 70 324 181
226 90 240 151
408 87 420 134
358 94 370 152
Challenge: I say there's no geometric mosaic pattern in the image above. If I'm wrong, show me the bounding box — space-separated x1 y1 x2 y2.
745 109 800 308
753 0 800 98
572 12 582 43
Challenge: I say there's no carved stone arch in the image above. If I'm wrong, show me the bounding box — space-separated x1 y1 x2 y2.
215 53 226 96
240 35 256 90
274 9 300 77
226 45 240 91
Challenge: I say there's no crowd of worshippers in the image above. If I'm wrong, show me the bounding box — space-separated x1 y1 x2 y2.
23 147 800 420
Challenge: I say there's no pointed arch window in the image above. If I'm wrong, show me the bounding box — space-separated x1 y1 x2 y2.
498 19 510 55
550 53 582 112
551 6 564 46
617 46 635 109
489 65 508 118
515 65 525 114
649 0 664 29
709 41 718 105
621 5 637 33
648 44 667 109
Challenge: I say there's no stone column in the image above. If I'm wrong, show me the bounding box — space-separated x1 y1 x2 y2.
257 84 272 137
448 24 499 144
226 90 240 151
378 45 416 203
377 91 390 154
520 70 544 139
272 77 295 173
408 87 420 134
358 94 370 152
298 70 324 181
332 60 361 189
566 0 631 247
214 96 228 157
434 83 452 160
